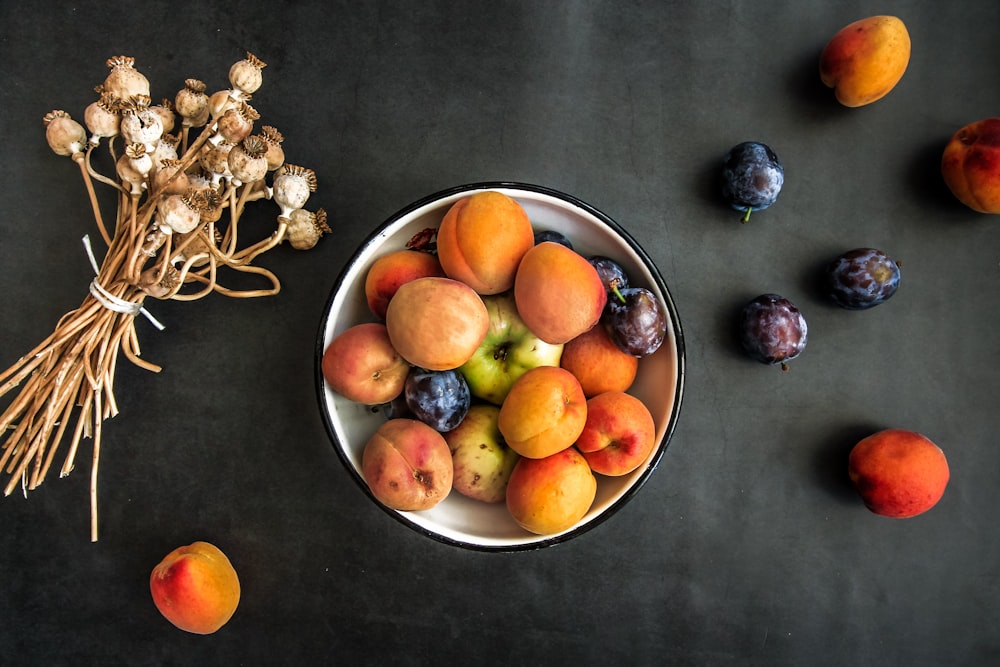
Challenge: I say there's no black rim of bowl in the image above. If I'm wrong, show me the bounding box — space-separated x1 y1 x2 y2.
315 181 686 552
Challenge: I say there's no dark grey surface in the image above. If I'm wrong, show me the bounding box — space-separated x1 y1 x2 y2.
1 2 998 665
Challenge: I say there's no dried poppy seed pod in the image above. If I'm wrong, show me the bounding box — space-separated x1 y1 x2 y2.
149 133 180 169
212 101 259 146
116 143 152 194
119 95 163 153
228 136 269 185
175 224 220 267
150 99 176 135
260 126 285 170
103 56 150 101
139 264 179 298
43 110 87 158
208 88 244 121
272 164 317 217
83 91 120 146
151 158 190 196
192 187 225 223
175 79 210 128
284 208 330 250
157 192 201 234
229 52 266 96
199 142 234 185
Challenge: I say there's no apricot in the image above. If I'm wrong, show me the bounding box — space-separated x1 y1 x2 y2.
506 447 597 535
514 241 608 345
436 191 535 295
819 15 910 107
941 118 1000 213
150 541 241 634
384 276 489 371
497 366 588 459
364 249 444 320
560 324 638 397
848 429 950 518
361 418 454 511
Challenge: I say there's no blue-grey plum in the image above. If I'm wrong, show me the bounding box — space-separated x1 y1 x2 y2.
739 294 807 369
404 368 471 432
825 248 900 310
721 142 784 223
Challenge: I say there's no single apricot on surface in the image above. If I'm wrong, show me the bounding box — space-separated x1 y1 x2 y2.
819 15 910 107
436 191 535 295
848 429 950 518
941 118 1000 214
505 446 597 535
498 365 588 459
150 541 241 635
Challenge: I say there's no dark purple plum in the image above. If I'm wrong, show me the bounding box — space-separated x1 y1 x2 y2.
588 255 630 298
604 287 666 357
825 248 900 310
721 142 784 223
403 368 470 432
534 229 573 249
739 294 807 369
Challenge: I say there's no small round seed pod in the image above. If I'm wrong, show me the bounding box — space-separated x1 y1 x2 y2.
208 88 244 121
43 110 87 157
272 164 317 217
150 98 176 135
119 95 163 152
229 52 266 96
175 79 210 128
83 91 120 146
175 224 220 267
116 142 152 194
199 142 234 185
157 192 201 234
227 136 269 185
260 126 285 170
151 158 190 196
103 56 150 101
149 133 180 169
193 187 225 223
214 101 259 145
284 208 330 250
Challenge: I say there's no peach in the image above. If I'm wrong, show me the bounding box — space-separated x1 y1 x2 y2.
497 366 587 459
941 118 1000 213
384 276 490 371
513 241 608 345
150 541 241 635
436 191 535 295
322 323 410 405
848 429 950 518
819 15 910 107
576 391 656 476
505 447 597 535
560 324 638 397
364 249 444 320
361 418 454 511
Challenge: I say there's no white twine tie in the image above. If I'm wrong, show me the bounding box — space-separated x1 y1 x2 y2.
82 235 165 331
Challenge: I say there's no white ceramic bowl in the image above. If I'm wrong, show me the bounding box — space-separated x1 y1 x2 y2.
316 183 685 551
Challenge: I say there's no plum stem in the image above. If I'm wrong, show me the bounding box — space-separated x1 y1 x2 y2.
741 207 753 224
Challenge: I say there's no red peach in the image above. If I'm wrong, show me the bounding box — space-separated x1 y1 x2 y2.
321 323 411 405
150 541 241 635
361 418 454 511
364 249 445 320
941 118 1000 214
575 391 656 476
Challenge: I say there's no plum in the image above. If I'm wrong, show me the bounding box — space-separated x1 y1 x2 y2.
404 368 471 432
825 248 900 310
721 142 784 222
739 294 807 369
604 287 667 357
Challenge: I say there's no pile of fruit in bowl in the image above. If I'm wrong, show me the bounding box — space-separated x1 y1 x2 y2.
316 183 684 551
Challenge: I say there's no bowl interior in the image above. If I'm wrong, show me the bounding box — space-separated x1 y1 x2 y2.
317 183 684 550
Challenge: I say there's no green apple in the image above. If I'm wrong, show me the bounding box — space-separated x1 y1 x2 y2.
458 292 564 405
444 405 519 504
